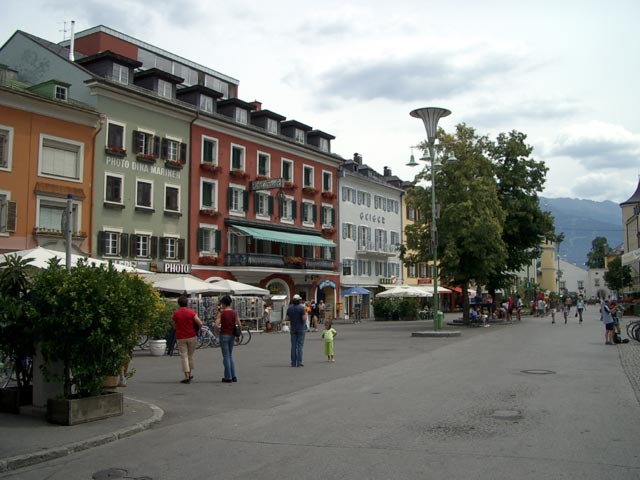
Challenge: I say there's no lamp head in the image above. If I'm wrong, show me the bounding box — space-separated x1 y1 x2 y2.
410 107 451 144
406 153 418 167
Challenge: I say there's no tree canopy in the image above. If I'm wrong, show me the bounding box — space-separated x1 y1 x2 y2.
403 124 552 320
586 237 608 269
603 256 633 292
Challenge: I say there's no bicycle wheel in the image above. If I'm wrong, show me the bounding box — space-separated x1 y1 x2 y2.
239 328 251 345
136 335 149 350
631 322 640 342
196 327 210 348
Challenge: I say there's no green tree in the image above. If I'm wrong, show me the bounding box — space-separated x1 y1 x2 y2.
403 124 508 322
485 130 554 294
586 237 608 268
603 256 633 292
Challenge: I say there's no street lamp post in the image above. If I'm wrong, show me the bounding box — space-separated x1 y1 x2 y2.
409 107 452 329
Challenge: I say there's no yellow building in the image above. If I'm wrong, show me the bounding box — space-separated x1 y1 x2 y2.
539 238 557 292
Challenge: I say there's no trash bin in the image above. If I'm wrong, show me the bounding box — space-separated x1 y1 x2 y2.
436 311 444 330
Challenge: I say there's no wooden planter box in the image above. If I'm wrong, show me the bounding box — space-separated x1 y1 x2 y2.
47 392 123 425
0 385 33 414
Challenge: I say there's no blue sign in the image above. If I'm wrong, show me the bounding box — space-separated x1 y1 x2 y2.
318 279 336 290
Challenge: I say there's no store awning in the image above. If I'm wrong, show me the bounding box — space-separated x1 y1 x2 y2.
233 225 336 247
622 248 640 265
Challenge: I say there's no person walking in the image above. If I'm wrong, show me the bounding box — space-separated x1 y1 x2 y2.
318 299 326 324
214 295 242 383
310 301 319 332
286 294 307 367
322 321 337 362
576 295 586 323
171 295 203 384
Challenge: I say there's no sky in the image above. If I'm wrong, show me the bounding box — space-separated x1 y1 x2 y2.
2 0 639 203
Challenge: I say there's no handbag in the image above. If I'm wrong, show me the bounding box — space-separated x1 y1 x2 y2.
233 312 241 338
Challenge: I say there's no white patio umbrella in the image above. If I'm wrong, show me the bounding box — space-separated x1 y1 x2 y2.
376 285 431 298
207 279 269 296
153 275 220 294
419 285 452 295
0 246 145 272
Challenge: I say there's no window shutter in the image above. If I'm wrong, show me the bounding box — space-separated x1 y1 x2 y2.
153 136 161 157
180 143 187 163
227 188 233 210
120 233 129 257
291 200 297 219
151 236 158 258
268 196 274 215
132 130 140 153
159 237 167 259
278 196 284 217
197 228 205 251
214 229 221 252
202 182 212 207
342 223 347 239
312 205 317 223
130 234 137 257
6 200 16 232
331 208 335 226
161 138 168 160
254 192 259 214
178 239 185 260
242 190 249 212
97 231 105 255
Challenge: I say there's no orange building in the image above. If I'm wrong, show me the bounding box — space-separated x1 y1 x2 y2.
0 66 100 254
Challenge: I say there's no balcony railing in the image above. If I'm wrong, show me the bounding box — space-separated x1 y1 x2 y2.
356 242 398 256
225 253 334 271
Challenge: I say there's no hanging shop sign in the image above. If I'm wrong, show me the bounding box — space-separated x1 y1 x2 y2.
318 279 336 290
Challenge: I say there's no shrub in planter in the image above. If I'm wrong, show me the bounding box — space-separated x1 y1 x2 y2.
30 260 164 398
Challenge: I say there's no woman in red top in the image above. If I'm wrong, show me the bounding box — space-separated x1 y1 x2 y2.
214 295 242 383
171 295 203 384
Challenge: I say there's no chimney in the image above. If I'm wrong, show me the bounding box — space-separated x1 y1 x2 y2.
353 153 362 164
250 100 262 111
383 166 391 177
69 20 75 61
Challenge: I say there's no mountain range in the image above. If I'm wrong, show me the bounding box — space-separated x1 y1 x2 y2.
539 196 624 267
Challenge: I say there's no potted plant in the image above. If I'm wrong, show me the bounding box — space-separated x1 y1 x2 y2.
29 260 164 424
230 169 249 179
302 186 318 195
104 146 127 157
321 226 336 236
165 159 185 169
200 163 222 173
199 209 221 218
146 300 175 357
283 256 305 268
0 255 35 413
321 191 336 199
199 255 218 265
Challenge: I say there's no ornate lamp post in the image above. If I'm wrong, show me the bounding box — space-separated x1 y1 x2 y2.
409 107 452 328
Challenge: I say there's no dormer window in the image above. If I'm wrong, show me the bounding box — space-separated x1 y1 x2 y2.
266 118 278 135
319 138 329 152
158 79 172 99
55 85 68 102
199 95 213 113
112 63 129 84
235 108 248 125
294 129 305 144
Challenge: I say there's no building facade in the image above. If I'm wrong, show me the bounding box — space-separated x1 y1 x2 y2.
620 179 640 294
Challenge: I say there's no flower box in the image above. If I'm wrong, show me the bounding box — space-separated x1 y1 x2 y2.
302 187 318 195
105 146 127 157
47 392 123 426
199 256 218 265
321 227 336 236
200 163 223 173
165 160 184 169
283 181 296 190
230 169 249 179
321 191 336 199
284 256 305 268
255 175 271 181
136 153 157 163
200 209 221 218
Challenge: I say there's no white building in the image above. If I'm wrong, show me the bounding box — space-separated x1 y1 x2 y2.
557 259 588 296
338 155 404 319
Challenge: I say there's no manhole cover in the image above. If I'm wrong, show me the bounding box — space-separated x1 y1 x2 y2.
521 369 556 375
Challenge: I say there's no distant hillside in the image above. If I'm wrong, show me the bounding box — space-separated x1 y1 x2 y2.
539 197 623 266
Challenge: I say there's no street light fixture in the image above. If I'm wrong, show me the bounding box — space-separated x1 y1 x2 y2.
409 107 452 329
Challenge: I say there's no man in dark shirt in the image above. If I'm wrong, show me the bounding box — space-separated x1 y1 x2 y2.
286 294 308 367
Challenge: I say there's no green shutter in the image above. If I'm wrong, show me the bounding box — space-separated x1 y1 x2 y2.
243 190 249 212
214 229 221 252
197 228 205 251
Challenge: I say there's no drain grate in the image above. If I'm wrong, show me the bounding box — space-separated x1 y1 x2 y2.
521 369 556 375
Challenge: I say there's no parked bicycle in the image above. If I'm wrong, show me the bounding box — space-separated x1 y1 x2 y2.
626 319 640 342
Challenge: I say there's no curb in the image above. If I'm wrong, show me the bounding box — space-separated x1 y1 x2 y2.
412 330 462 337
0 396 164 473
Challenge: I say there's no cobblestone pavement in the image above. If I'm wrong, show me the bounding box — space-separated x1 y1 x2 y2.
619 319 640 404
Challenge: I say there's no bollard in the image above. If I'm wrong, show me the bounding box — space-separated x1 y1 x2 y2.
437 311 444 330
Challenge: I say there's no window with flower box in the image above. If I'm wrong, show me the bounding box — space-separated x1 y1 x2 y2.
133 130 159 158
322 171 332 192
254 192 273 217
201 179 218 210
107 122 125 153
231 144 245 171
321 205 335 227
282 159 293 182
202 136 218 165
302 201 316 225
36 195 80 234
198 225 221 255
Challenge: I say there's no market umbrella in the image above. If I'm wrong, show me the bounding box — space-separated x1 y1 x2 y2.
342 286 371 296
153 275 220 294
0 246 145 272
376 285 431 298
207 279 269 296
